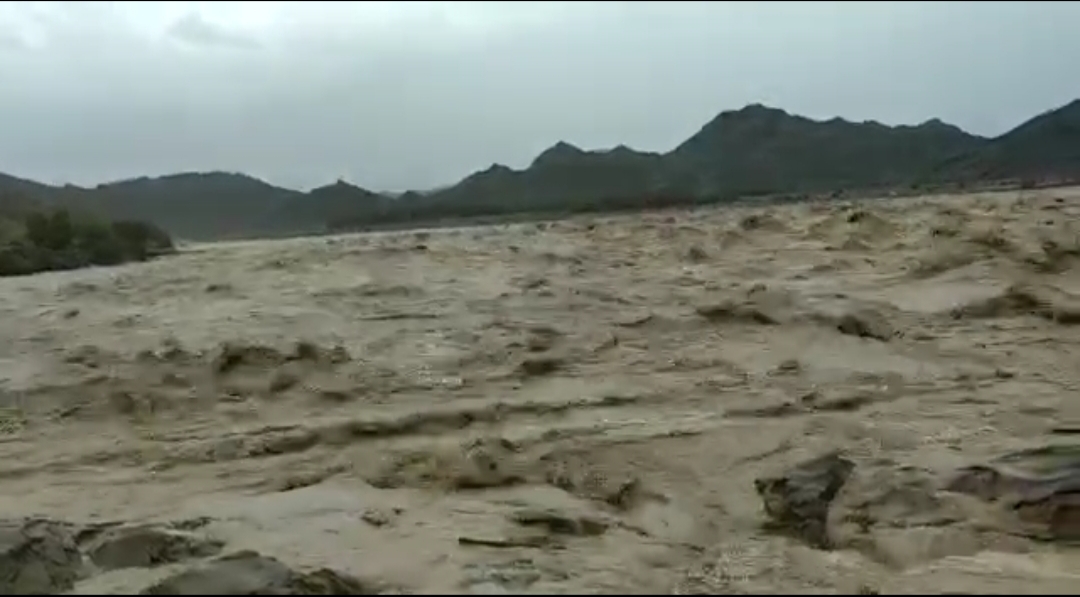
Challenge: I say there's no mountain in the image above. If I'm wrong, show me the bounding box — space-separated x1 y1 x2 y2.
0 174 50 217
928 99 1080 184
667 104 986 196
0 172 387 241
409 143 672 220
90 172 304 240
3 98 1080 240
277 180 393 231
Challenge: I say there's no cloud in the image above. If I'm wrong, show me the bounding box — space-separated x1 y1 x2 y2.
0 28 25 50
0 1 1079 192
167 13 259 49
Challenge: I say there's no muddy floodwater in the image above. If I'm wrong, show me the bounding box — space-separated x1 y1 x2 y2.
3 187 1080 594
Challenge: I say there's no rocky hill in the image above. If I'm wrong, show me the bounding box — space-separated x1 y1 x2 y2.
3 99 1080 240
927 99 1080 184
666 104 986 196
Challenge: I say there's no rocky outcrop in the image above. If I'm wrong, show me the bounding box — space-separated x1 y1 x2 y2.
755 445 1080 567
0 517 383 595
0 519 85 595
140 550 378 595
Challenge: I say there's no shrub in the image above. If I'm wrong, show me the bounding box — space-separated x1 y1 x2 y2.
0 208 176 277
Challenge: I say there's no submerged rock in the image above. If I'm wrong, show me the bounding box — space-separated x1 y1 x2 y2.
140 550 379 595
753 451 855 547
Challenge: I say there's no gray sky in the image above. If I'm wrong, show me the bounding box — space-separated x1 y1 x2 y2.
2 1 1079 193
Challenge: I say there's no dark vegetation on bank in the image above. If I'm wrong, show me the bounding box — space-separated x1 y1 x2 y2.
0 204 175 277
1 98 1079 244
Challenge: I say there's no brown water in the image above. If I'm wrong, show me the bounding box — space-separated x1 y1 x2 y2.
3 186 1080 594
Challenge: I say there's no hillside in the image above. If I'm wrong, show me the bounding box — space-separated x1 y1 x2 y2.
928 99 1080 184
3 98 1080 239
90 173 305 240
666 104 986 196
279 180 394 231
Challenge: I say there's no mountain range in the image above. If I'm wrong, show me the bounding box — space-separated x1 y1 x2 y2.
3 98 1080 241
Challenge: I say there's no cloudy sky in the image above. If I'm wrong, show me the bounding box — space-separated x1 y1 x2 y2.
1 1 1078 192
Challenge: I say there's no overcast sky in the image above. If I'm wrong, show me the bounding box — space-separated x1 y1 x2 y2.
1 1 1079 192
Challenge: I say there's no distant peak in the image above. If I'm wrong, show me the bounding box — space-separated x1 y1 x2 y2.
531 141 586 168
721 103 790 120
483 163 513 174
690 103 794 137
468 161 514 178
549 140 583 153
915 117 955 130
310 179 378 196
99 171 270 190
161 170 253 181
460 162 514 185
